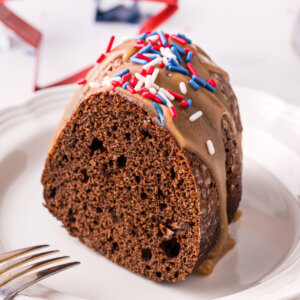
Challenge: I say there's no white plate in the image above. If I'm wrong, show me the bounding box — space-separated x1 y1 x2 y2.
0 85 299 300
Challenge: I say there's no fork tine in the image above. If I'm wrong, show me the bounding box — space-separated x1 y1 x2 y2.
0 261 79 300
0 256 69 287
0 250 59 275
0 245 49 264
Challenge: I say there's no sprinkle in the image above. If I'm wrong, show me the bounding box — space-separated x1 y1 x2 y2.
136 39 145 44
142 92 162 103
189 79 199 90
113 76 122 82
207 140 215 155
189 111 203 121
192 75 206 87
111 80 121 88
139 87 148 94
135 80 144 91
120 73 131 85
159 88 175 101
176 33 192 44
129 76 138 87
127 84 136 94
152 82 160 90
134 44 146 49
151 68 159 83
140 69 147 76
171 47 183 64
160 47 165 56
122 82 130 89
169 106 177 118
145 75 152 89
168 57 179 66
170 42 186 55
130 56 148 65
89 81 101 89
147 66 154 75
179 82 187 94
145 31 158 38
186 63 199 77
153 102 165 127
171 34 188 45
180 100 188 107
156 94 168 105
113 68 130 78
167 65 189 75
206 83 216 93
77 78 86 85
138 44 152 54
186 51 194 63
157 39 162 47
162 57 169 65
163 47 177 60
142 57 163 70
159 61 165 67
158 30 168 46
136 53 152 62
96 53 105 63
106 35 115 53
167 89 184 100
135 33 147 40
69 109 75 117
187 99 192 107
135 73 146 82
149 49 161 55
146 35 159 42
149 87 157 94
207 78 217 87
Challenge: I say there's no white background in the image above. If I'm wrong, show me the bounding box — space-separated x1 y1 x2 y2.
0 0 300 110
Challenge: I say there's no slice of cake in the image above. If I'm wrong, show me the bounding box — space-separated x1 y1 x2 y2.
41 31 242 282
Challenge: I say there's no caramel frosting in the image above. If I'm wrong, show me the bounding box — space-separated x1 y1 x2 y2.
50 33 242 273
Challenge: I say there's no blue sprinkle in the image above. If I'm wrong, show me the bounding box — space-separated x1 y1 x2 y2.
122 82 130 89
206 83 216 93
187 99 192 107
192 75 206 87
176 33 192 44
68 109 75 118
138 44 152 54
158 30 167 46
171 47 182 64
135 33 146 40
167 65 189 75
146 55 159 60
113 68 130 78
170 42 185 55
156 94 167 105
168 57 179 66
189 79 200 90
186 51 194 63
149 49 161 55
153 101 165 127
130 56 148 64
145 31 157 37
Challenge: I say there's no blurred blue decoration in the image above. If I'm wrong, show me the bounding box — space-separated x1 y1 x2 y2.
95 0 141 24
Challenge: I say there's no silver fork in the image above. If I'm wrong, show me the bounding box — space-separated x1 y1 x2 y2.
0 245 80 300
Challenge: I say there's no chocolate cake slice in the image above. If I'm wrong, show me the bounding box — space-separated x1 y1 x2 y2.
41 31 242 282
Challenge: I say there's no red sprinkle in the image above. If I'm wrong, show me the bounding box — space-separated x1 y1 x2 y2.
96 53 105 63
152 45 160 51
120 73 131 85
139 87 148 94
157 39 162 47
165 33 170 38
148 39 155 47
159 61 165 68
106 35 115 53
186 62 199 77
169 106 177 118
142 92 162 103
134 44 146 49
171 34 188 45
77 78 86 85
136 39 144 44
129 76 138 87
147 66 154 75
167 89 184 100
111 80 121 87
184 47 195 55
127 84 136 94
180 100 188 107
140 69 147 76
207 78 217 87
136 53 152 62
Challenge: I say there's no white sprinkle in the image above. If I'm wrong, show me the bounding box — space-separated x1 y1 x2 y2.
160 87 175 101
145 75 152 89
89 81 101 89
189 111 203 122
207 140 215 155
179 82 187 94
143 53 160 57
149 87 157 94
163 47 177 60
135 73 146 82
120 36 131 43
142 57 162 70
146 35 159 42
165 97 173 108
160 47 165 56
135 80 144 92
151 68 159 83
112 76 122 82
163 57 169 65
151 82 159 90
